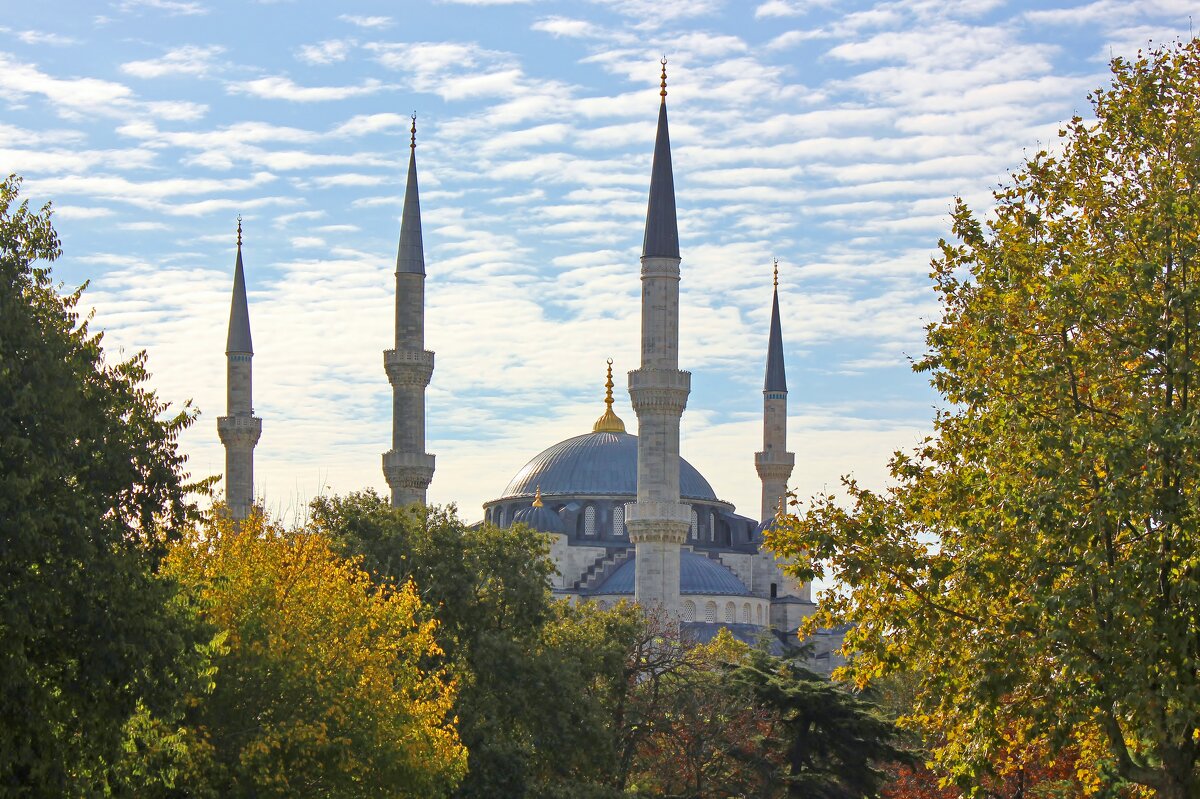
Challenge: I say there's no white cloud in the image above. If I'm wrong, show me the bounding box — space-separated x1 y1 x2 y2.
329 112 413 137
15 30 78 46
755 0 829 17
228 75 388 102
118 0 208 15
532 16 603 38
338 14 392 28
296 39 354 65
121 45 225 78
0 52 207 121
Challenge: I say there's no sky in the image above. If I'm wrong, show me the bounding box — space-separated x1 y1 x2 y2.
2 0 1195 523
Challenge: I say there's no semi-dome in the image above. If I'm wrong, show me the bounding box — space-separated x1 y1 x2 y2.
590 549 751 596
500 431 717 501
510 488 567 534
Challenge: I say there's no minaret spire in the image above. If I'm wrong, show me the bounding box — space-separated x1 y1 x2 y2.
383 114 436 506
217 216 262 521
627 60 691 616
756 259 795 521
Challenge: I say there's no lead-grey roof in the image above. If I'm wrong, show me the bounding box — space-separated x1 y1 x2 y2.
590 550 751 596
641 98 679 259
395 142 425 275
226 241 252 354
764 285 786 392
499 431 717 501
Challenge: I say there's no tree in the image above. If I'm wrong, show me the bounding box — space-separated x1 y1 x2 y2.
766 40 1200 798
0 174 208 792
309 492 575 798
725 649 912 799
163 511 466 797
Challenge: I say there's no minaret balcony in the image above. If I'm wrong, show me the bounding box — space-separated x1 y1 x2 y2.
626 500 690 545
628 368 690 415
217 415 262 447
384 348 434 388
755 452 795 480
383 450 435 490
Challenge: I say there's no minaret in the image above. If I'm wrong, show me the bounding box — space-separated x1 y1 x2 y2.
626 60 691 615
217 217 262 521
382 115 436 506
755 260 795 520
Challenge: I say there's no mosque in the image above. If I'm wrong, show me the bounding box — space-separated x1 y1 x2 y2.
217 63 845 670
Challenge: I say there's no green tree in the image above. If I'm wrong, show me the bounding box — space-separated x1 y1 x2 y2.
767 40 1200 798
725 649 911 799
309 492 576 798
0 175 207 793
163 510 466 797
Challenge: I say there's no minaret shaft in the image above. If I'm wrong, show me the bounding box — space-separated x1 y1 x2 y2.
755 277 794 519
383 120 435 506
217 224 261 521
627 65 689 615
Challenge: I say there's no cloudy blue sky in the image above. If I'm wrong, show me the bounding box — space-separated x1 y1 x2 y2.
2 0 1193 521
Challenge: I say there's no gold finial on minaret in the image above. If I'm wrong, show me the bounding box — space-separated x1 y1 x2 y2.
533 485 544 507
592 358 627 433
659 57 668 101
236 214 242 247
773 257 778 288
410 112 417 149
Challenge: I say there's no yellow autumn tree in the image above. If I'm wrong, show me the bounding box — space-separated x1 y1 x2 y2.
164 511 466 798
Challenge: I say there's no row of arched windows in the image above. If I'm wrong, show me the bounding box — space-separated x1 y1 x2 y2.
680 600 764 625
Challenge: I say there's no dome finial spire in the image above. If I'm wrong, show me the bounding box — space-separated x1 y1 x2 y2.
659 56 668 102
592 358 627 433
533 485 544 507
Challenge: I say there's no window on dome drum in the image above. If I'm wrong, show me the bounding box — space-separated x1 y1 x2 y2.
704 601 717 623
742 603 751 623
724 602 735 623
683 601 696 622
584 505 596 536
612 505 624 537
690 509 698 540
709 511 716 542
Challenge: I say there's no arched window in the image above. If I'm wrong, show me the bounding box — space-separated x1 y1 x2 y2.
690 509 698 540
584 505 596 536
612 504 624 537
704 601 717 623
710 511 717 543
742 603 751 623
724 602 736 623
682 601 696 622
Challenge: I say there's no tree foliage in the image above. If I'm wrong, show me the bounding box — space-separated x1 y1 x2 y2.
0 174 207 793
766 40 1200 798
163 511 466 797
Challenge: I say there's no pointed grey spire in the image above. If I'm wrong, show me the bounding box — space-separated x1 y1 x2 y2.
226 218 253 354
764 281 786 392
641 61 679 259
395 115 425 276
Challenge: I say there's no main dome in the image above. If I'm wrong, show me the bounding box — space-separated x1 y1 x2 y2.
500 431 718 501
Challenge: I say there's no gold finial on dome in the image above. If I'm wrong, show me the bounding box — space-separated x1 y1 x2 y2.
533 485 544 508
592 358 627 433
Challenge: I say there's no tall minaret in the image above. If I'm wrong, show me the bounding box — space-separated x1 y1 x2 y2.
626 60 691 615
217 217 262 521
755 260 795 520
382 115 435 506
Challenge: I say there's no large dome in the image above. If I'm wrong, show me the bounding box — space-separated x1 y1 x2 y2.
500 431 718 501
